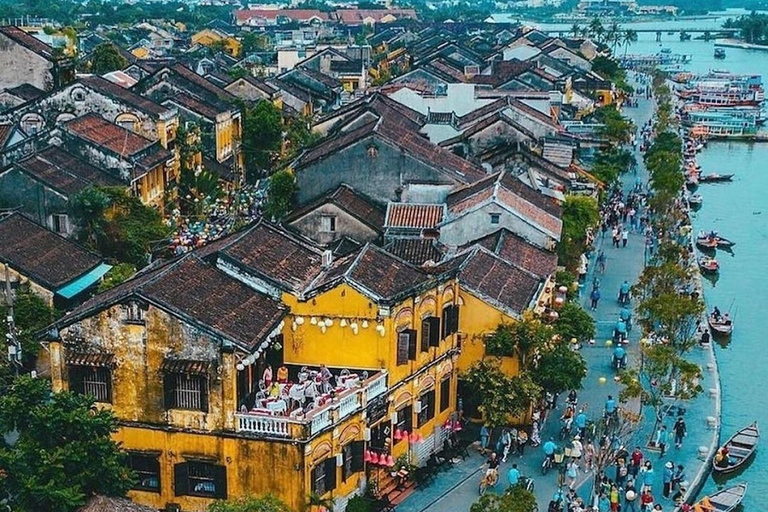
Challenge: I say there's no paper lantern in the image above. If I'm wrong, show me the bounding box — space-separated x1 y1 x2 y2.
401 430 409 441
340 319 347 327
369 452 379 465
320 325 327 334
410 432 420 443
362 320 369 329
325 318 334 327
292 322 297 331
236 363 245 371
558 286 568 293
570 337 578 344
605 339 613 347
385 455 395 467
350 322 358 330
310 317 318 325
444 419 452 429
295 316 305 325
364 450 372 463
598 376 607 384
394 429 403 440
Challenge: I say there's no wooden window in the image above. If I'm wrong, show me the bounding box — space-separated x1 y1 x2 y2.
396 331 409 366
440 375 451 412
417 390 436 427
69 366 112 403
312 458 337 496
164 373 209 412
320 215 337 233
394 405 413 443
441 305 460 339
129 453 161 492
405 329 417 361
51 214 68 234
490 213 500 224
421 316 440 351
342 441 365 482
124 301 145 324
369 420 391 450
174 461 226 499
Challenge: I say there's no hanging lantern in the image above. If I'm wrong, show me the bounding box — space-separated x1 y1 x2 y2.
310 317 318 325
452 420 462 432
261 341 269 350
236 363 245 371
385 455 395 467
320 325 327 334
340 319 347 327
394 429 402 440
369 452 380 465
401 430 409 441
291 322 297 331
350 322 358 330
410 431 420 443
362 320 369 329
295 316 305 325
325 318 334 327
444 419 452 430
364 450 372 463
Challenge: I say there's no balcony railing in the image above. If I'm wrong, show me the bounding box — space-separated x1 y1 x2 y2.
236 371 388 440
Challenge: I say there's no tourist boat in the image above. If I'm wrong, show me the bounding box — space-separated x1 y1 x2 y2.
686 175 699 188
699 173 734 183
688 194 703 206
713 422 759 474
698 256 720 273
693 483 747 512
715 48 727 59
709 310 734 335
697 231 735 248
696 237 718 250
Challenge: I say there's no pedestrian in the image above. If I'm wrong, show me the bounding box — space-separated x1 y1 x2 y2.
507 463 520 486
653 504 663 511
654 425 668 456
672 486 686 507
640 461 654 493
622 228 629 248
531 417 541 447
663 461 674 498
630 446 644 477
509 426 519 456
613 227 620 248
672 464 686 492
640 489 654 512
498 428 511 462
616 458 628 487
610 484 621 512
597 492 611 512
585 440 596 470
571 435 583 463
479 424 490 454
567 459 579 489
517 429 528 457
625 479 638 512
673 417 687 449
591 287 601 310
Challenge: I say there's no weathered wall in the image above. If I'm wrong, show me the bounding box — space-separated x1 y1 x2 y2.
0 33 53 90
287 203 378 246
0 168 69 230
439 202 551 249
296 136 457 205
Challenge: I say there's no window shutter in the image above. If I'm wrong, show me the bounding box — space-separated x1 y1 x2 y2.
351 441 365 473
312 465 324 495
420 319 431 352
428 317 441 347
396 332 409 365
407 329 417 361
200 377 209 413
451 305 460 334
213 464 227 499
441 307 450 339
324 458 337 493
174 463 189 496
164 374 175 410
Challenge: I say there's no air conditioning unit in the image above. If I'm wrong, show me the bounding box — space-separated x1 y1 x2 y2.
414 400 422 414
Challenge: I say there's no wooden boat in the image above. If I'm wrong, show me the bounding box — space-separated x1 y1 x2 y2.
688 194 703 206
715 48 726 59
686 175 699 188
697 231 735 248
699 256 720 273
709 311 734 335
696 237 718 250
693 483 747 512
699 173 734 183
713 423 758 473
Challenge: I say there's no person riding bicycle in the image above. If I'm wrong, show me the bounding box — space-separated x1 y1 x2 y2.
567 389 578 407
543 438 557 463
614 318 628 343
619 280 631 304
485 452 500 479
613 346 627 369
597 250 606 272
620 306 632 330
605 395 618 421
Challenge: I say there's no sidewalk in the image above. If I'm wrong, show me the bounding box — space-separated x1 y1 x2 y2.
396 80 720 512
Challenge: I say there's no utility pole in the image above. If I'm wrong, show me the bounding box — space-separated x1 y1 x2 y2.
4 264 21 375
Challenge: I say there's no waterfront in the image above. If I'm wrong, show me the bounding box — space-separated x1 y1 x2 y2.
627 27 768 509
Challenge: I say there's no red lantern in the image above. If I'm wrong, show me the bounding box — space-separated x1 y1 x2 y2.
364 450 371 463
444 419 452 430
452 420 462 432
385 454 395 467
369 452 379 465
401 430 409 441
393 429 402 440
410 431 420 443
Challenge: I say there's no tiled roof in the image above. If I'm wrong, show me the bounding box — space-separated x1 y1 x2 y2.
383 238 445 266
499 171 562 217
288 184 385 232
203 155 238 183
0 123 13 147
80 75 169 117
64 113 155 157
0 213 102 290
459 247 541 316
16 146 122 195
335 9 418 23
5 83 44 101
166 91 223 120
0 26 57 60
134 146 172 175
307 244 429 301
77 495 157 512
471 60 533 87
169 63 236 102
215 220 324 293
461 228 557 279
385 203 445 229
58 255 286 351
234 9 329 22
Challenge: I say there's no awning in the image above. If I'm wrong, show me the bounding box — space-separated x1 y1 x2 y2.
161 359 212 376
66 351 116 368
56 263 113 299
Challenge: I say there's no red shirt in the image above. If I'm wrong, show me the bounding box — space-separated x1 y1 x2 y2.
641 493 654 506
631 451 644 466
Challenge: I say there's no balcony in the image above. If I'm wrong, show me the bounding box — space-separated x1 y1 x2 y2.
235 370 388 440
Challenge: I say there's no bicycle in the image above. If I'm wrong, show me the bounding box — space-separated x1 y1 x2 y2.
479 468 499 495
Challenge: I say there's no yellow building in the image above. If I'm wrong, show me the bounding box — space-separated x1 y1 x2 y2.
191 29 242 57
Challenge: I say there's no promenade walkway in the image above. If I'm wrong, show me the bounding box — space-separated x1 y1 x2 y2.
397 79 720 512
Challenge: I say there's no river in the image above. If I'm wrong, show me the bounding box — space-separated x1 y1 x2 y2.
594 21 768 508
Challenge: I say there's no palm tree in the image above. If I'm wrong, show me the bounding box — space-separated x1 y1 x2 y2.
588 17 605 44
570 23 582 38
623 29 638 56
607 22 622 53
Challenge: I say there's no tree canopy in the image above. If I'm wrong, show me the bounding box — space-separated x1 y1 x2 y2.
0 285 56 381
264 170 297 221
88 42 128 74
470 485 538 512
207 494 292 512
0 376 133 512
241 100 283 181
557 195 599 270
462 359 541 427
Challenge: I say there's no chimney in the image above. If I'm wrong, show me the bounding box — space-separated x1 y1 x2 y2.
322 249 333 268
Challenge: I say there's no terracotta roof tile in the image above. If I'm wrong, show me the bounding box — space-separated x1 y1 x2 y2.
0 26 57 60
385 203 445 229
16 146 122 195
80 75 169 117
0 213 102 290
64 113 154 156
165 91 223 120
459 248 541 316
335 9 418 23
461 228 557 279
383 238 445 266
169 63 236 102
234 9 329 22
5 83 45 101
346 245 428 300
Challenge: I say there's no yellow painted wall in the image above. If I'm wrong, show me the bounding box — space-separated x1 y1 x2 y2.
192 30 242 57
137 164 168 207
4 265 54 306
117 425 305 512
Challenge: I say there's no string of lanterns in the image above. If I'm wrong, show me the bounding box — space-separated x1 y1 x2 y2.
290 315 388 337
364 430 423 467
235 320 285 371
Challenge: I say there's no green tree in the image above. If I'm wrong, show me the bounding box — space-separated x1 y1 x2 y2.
0 285 56 372
532 343 586 397
241 32 270 54
553 302 596 344
89 42 128 74
470 484 537 512
263 170 297 220
462 360 541 427
241 100 283 181
0 376 134 512
557 195 599 270
484 317 552 369
97 263 136 292
208 494 292 512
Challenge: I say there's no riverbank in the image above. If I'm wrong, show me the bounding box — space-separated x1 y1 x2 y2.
714 38 768 51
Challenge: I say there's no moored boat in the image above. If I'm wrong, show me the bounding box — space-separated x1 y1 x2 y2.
715 48 726 59
688 194 703 206
713 422 759 474
699 173 734 183
697 231 734 248
693 483 747 512
699 256 720 273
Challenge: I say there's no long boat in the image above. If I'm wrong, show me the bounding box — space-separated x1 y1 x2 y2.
713 422 759 474
699 173 734 183
709 312 734 335
699 256 720 273
692 483 747 512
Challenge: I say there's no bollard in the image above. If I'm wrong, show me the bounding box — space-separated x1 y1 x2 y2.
708 388 718 398
706 416 717 429
697 446 708 460
706 363 715 372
